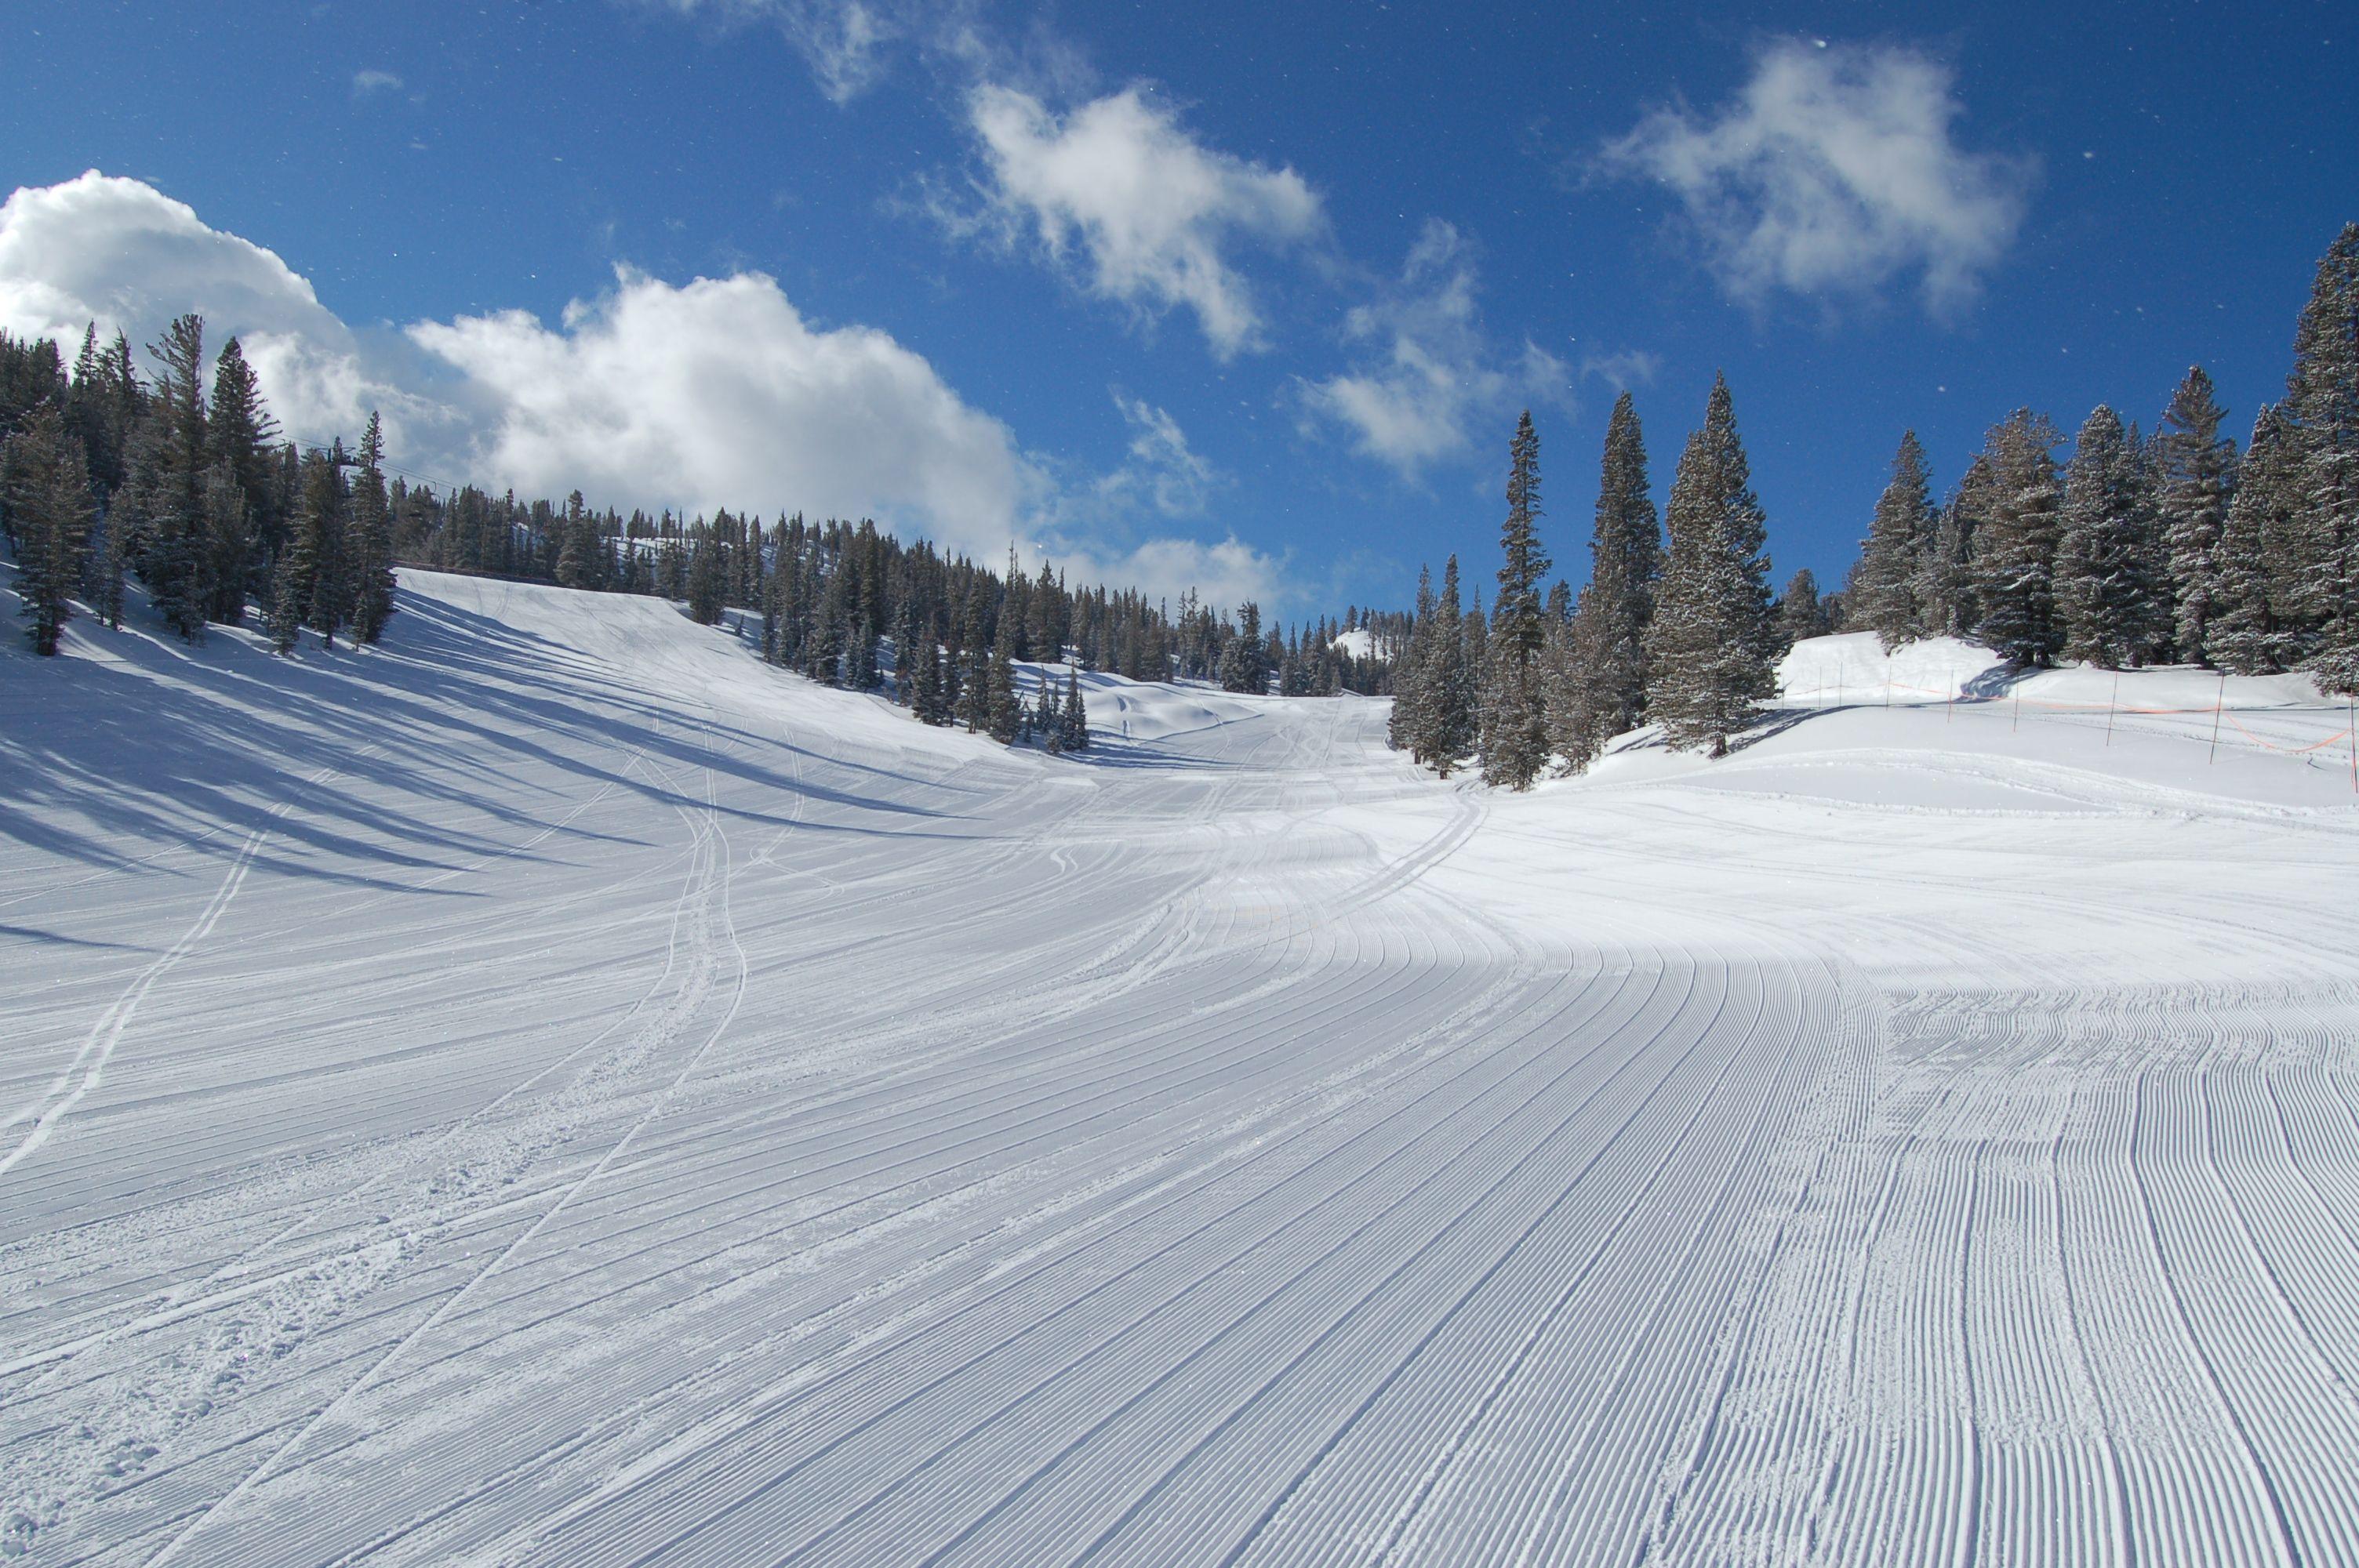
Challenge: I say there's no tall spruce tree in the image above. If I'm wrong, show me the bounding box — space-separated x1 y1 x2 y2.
2155 366 2238 665
1917 456 1988 637
7 405 92 655
2284 223 2359 690
1970 410 2066 665
1855 430 1936 650
1643 374 1776 756
270 448 343 652
206 336 278 620
135 314 212 640
2208 403 2303 673
1481 411 1552 788
347 412 398 644
985 603 1022 744
2057 405 2169 667
1389 564 1437 756
1560 391 1659 760
1425 555 1478 775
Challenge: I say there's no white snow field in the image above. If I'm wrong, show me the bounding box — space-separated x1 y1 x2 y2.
5 575 2359 1567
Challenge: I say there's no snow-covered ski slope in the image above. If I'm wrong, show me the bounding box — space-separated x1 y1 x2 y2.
5 575 2359 1566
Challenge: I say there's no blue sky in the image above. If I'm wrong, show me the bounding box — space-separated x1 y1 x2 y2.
2 1 2353 615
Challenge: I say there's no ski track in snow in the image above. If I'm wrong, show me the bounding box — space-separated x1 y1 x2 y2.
2 575 2357 1566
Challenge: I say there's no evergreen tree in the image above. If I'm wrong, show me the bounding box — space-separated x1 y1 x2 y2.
1388 564 1437 755
2284 223 2359 690
89 513 125 631
1219 600 1267 692
270 449 343 652
1855 430 1936 650
1971 409 2067 665
1918 458 1987 637
134 314 213 640
1481 410 1552 788
686 531 725 623
1643 374 1777 756
1558 391 1660 761
2057 405 2170 667
7 406 91 655
1062 663 1090 750
1426 555 1479 775
347 413 398 644
2209 403 2303 673
986 599 1022 743
2155 366 2237 665
1777 567 1830 644
206 336 278 620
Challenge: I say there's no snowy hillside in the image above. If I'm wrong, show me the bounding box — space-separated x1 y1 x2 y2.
1331 626 1379 659
5 575 2359 1566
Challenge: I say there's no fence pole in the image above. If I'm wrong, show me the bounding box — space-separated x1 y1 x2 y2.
2105 672 2120 746
1946 667 1954 724
2208 668 2226 764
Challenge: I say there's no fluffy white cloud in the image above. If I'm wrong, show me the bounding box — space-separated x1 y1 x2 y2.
954 83 1324 359
1601 39 2033 316
409 270 1034 554
1296 220 1570 477
0 169 434 448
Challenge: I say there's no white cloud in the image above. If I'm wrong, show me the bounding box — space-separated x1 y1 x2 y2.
1577 347 1661 387
1599 38 2034 315
0 172 1286 607
1296 220 1570 477
1096 391 1221 517
0 170 435 449
646 0 900 104
352 69 405 96
408 268 1034 555
951 83 1325 359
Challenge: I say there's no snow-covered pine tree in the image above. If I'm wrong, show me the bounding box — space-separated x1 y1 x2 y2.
1855 431 1936 651
205 337 276 623
347 413 398 645
1426 555 1478 776
1219 600 1267 692
1642 374 1776 757
2155 366 2237 666
7 405 92 655
270 448 341 653
2284 223 2359 691
1062 663 1090 750
985 604 1021 743
1387 564 1436 756
1481 411 1552 789
1778 568 1830 645
1970 410 2066 665
2057 405 2169 667
1917 456 1988 637
133 314 213 641
1558 391 1660 763
2208 403 2303 673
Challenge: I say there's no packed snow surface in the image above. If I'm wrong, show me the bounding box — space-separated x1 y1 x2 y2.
5 578 2359 1566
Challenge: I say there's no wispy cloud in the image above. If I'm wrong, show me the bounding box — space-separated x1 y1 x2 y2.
939 83 1325 360
1295 220 1570 477
1598 38 2034 317
351 69 405 96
